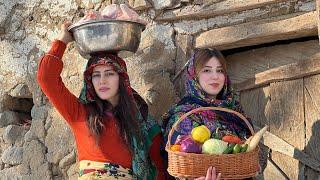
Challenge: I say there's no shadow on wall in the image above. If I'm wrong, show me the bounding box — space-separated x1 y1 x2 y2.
299 120 320 179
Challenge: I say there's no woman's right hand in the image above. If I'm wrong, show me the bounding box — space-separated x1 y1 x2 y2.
194 167 221 180
57 21 74 44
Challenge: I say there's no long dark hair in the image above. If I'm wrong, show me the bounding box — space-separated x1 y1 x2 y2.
85 64 143 153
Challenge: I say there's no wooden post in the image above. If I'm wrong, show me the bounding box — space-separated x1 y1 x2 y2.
265 79 305 179
304 74 320 178
317 0 320 44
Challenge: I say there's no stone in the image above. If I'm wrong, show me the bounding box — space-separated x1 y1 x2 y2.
0 41 30 95
138 24 176 63
0 111 20 128
1 145 23 165
156 0 289 21
0 158 4 170
9 84 32 99
195 11 318 50
3 125 27 146
20 140 52 179
151 0 177 10
125 24 177 119
22 140 46 171
29 162 52 180
67 162 79 180
129 0 152 10
39 0 77 18
29 106 47 140
173 19 208 34
31 105 48 120
126 61 177 119
58 149 76 169
30 118 46 140
24 130 37 143
0 1 16 29
45 111 75 165
174 34 193 97
0 166 24 180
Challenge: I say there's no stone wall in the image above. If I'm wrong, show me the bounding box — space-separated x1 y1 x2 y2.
0 0 318 179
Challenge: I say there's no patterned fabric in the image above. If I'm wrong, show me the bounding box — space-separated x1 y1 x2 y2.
78 160 134 179
79 54 131 104
78 54 160 180
162 51 253 144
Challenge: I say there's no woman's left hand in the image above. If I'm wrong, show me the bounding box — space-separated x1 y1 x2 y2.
194 166 221 180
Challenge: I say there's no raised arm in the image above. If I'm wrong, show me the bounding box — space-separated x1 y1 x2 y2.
37 22 82 124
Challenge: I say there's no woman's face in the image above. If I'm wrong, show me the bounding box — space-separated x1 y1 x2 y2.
91 65 119 105
197 57 225 98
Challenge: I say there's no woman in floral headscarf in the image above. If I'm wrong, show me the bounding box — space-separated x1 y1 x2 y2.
162 48 253 179
37 22 165 180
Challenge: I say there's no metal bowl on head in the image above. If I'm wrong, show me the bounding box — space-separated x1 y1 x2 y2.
68 19 146 59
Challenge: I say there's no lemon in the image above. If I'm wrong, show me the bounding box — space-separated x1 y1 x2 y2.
191 125 211 143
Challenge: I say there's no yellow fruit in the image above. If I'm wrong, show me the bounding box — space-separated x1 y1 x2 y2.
191 125 211 143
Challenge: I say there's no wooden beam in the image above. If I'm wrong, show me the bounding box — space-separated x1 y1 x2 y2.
267 79 304 179
304 74 320 177
254 125 320 172
226 40 320 84
317 0 320 44
156 0 287 21
195 11 318 50
234 56 320 91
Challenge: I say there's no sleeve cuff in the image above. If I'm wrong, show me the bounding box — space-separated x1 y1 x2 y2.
47 40 67 60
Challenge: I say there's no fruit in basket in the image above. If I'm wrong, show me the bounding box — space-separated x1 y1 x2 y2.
202 139 228 155
170 145 181 152
180 136 202 153
191 125 211 143
222 134 241 144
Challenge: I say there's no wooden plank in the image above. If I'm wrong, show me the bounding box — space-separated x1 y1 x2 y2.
263 159 288 180
239 86 270 128
266 79 305 179
195 11 318 50
253 125 320 172
226 40 320 84
317 0 320 44
156 0 287 21
234 56 320 91
304 74 320 178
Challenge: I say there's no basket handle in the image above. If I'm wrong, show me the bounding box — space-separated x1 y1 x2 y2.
166 106 254 148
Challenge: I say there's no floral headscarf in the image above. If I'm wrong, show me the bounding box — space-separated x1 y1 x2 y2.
79 54 131 104
162 50 253 144
79 54 161 180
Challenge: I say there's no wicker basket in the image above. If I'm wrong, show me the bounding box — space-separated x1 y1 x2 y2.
166 107 259 179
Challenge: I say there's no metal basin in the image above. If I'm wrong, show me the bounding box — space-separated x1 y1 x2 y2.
68 20 145 59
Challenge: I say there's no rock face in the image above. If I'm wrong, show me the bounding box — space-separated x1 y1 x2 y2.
0 0 318 179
